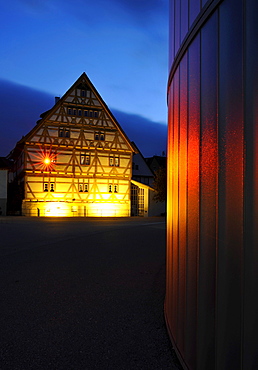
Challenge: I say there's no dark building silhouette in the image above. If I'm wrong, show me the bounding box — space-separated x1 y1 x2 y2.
166 1 258 369
0 158 11 216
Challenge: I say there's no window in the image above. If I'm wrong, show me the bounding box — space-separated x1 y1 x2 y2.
80 153 90 165
95 131 105 141
110 155 119 167
44 183 55 192
82 110 100 118
68 106 86 116
138 188 144 216
108 184 118 193
115 156 119 167
78 183 88 192
85 155 90 165
81 90 86 97
59 128 70 138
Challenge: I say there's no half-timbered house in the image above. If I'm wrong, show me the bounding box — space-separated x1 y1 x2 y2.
8 73 135 217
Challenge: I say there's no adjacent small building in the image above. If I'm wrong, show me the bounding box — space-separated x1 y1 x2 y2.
132 142 155 186
145 155 166 174
131 147 166 217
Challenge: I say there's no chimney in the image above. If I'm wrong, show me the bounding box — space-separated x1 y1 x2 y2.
55 97 60 104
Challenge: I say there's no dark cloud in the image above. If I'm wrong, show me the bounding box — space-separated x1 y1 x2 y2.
0 80 167 158
111 109 167 157
0 79 53 156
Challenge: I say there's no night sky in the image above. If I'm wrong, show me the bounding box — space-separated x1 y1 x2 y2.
0 0 168 158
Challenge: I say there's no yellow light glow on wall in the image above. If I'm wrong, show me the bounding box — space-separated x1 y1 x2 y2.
44 202 63 217
22 201 130 217
86 202 130 217
91 203 119 217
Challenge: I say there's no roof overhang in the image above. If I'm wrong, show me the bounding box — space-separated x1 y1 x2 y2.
131 179 155 191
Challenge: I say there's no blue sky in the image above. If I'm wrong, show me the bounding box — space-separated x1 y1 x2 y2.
0 0 168 157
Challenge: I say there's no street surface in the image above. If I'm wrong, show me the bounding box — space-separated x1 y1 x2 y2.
0 217 182 369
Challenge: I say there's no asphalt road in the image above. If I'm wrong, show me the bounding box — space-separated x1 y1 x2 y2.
0 217 182 370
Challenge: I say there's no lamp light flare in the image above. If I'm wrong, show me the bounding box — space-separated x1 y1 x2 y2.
43 157 51 165
33 149 57 171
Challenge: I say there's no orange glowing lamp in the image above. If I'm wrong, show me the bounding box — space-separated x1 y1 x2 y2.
33 148 57 171
43 157 51 166
41 155 55 170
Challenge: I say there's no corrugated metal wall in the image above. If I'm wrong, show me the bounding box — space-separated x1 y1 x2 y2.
166 1 258 369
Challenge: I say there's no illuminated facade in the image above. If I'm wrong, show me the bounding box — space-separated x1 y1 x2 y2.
8 73 135 217
166 0 258 369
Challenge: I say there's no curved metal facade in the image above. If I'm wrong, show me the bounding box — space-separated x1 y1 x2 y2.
166 0 258 369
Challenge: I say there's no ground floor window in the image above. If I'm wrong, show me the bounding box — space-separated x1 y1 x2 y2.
79 183 89 192
108 184 118 193
131 184 144 216
43 182 55 192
